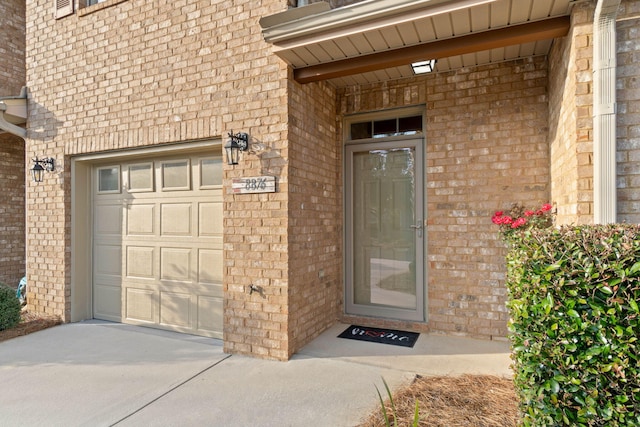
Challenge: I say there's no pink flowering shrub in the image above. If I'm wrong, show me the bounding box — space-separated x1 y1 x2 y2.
492 203 554 241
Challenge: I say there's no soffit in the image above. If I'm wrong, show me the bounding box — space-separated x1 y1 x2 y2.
260 0 578 87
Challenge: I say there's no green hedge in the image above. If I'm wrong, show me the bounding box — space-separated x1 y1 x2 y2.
506 224 640 426
0 283 21 331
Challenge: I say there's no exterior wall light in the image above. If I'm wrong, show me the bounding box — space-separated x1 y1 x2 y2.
411 59 437 74
30 157 55 183
224 131 249 165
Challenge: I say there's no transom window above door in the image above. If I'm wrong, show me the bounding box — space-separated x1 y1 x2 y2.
346 107 425 143
349 115 423 141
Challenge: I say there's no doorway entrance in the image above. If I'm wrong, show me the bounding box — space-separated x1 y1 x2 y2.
345 110 425 322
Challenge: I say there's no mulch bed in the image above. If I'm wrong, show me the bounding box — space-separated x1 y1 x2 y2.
359 374 519 427
0 310 62 343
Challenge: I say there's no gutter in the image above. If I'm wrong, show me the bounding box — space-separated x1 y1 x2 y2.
261 0 496 46
0 86 28 138
593 0 621 224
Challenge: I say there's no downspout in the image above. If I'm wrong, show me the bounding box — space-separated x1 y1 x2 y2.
593 0 620 224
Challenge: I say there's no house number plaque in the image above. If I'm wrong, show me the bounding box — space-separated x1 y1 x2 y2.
232 176 276 194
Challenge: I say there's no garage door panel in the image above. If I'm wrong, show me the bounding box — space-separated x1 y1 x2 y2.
197 295 223 335
95 244 122 276
96 204 122 235
94 283 122 321
93 152 223 338
160 292 192 328
160 203 192 236
160 247 192 281
126 246 155 279
125 287 156 323
198 202 222 237
127 204 155 235
199 248 223 284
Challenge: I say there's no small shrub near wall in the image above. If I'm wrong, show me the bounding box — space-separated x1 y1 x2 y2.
504 224 640 426
0 284 21 331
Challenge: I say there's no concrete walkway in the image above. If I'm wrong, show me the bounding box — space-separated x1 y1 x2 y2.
0 321 511 426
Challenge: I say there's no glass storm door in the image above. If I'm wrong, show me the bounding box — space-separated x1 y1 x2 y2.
345 139 424 321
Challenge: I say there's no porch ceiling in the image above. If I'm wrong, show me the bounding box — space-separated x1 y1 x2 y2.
260 0 578 87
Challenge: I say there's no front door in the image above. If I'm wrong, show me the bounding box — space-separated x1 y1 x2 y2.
345 138 425 321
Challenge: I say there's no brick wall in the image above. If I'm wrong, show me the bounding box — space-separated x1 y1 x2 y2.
27 0 342 361
25 0 639 356
287 77 341 355
617 0 640 222
337 57 550 339
548 2 595 225
0 0 26 289
0 0 25 96
0 134 25 288
25 0 292 329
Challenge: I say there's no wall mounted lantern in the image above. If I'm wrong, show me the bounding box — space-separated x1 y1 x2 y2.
224 131 249 165
30 157 55 183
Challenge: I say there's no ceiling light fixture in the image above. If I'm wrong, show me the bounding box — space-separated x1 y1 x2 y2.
411 59 437 74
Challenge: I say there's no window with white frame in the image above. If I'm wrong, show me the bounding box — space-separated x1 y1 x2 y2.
56 0 118 19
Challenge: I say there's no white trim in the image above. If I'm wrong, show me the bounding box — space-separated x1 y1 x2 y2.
73 139 219 162
262 0 497 49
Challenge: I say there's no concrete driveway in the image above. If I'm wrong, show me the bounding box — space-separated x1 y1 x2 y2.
0 320 511 426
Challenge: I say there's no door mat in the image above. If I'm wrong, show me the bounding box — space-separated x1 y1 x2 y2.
337 325 419 348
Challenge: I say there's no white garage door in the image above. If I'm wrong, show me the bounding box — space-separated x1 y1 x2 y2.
92 153 223 338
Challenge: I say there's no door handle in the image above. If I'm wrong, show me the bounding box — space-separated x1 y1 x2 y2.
410 221 423 237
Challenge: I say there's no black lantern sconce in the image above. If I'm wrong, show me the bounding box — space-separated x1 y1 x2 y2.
224 131 249 165
30 157 55 183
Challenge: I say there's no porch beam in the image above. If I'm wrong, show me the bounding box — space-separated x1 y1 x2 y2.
294 16 570 84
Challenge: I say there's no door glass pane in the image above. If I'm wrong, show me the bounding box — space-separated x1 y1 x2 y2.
398 115 422 135
161 160 190 191
350 121 372 140
200 158 222 187
97 166 120 193
128 163 154 192
373 119 396 138
353 148 417 310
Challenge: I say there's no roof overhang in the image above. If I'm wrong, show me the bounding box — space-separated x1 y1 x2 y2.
260 0 576 86
0 87 27 138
